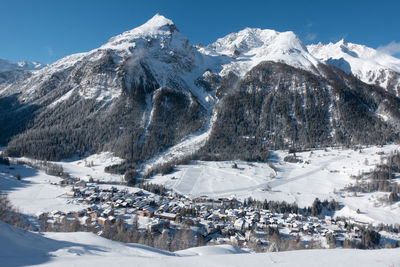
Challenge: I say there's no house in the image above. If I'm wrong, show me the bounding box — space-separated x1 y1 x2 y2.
204 222 218 234
230 233 245 246
65 190 75 198
102 208 114 217
207 214 218 221
80 216 91 225
87 205 98 212
159 212 177 221
90 210 102 219
139 207 155 217
73 209 87 217
108 216 116 224
97 217 108 226
147 219 170 232
234 218 246 231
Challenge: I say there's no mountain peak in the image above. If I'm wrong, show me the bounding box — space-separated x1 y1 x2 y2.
102 14 179 51
126 13 177 36
143 13 175 29
203 27 319 76
308 39 400 91
337 38 347 45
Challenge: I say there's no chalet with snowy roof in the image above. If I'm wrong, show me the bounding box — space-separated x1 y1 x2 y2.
97 217 108 226
159 212 177 221
139 207 155 217
73 209 87 217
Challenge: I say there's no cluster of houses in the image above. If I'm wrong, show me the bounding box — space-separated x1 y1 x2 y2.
36 178 400 249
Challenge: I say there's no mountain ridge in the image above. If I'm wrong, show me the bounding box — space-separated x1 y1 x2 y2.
1 14 400 172
308 39 400 95
0 58 45 73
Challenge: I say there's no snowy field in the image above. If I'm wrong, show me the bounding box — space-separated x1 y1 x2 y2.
0 152 127 215
0 160 146 216
1 220 399 267
48 152 124 183
0 163 88 215
149 145 400 224
1 145 400 224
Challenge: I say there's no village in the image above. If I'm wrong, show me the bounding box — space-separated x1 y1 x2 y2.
35 176 400 251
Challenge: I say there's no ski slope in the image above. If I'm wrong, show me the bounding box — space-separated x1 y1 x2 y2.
149 145 400 224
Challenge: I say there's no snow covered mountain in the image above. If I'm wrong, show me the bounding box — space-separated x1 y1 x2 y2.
201 28 321 77
2 14 400 167
0 14 217 106
1 14 215 162
0 58 45 85
308 40 400 95
0 58 44 73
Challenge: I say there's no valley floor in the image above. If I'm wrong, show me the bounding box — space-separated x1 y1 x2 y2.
1 145 400 266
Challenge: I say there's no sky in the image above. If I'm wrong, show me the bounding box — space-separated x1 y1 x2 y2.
0 0 399 64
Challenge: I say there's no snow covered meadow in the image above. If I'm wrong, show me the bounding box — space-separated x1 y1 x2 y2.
149 145 400 225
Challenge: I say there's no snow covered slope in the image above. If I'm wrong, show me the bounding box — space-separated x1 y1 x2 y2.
1 220 399 267
308 40 400 95
149 145 400 225
0 161 89 214
201 28 321 77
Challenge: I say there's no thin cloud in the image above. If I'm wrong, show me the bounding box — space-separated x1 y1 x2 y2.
305 32 317 42
47 47 54 56
377 41 400 56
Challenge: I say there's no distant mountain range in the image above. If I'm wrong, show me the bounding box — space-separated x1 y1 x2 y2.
0 59 45 84
0 58 44 73
1 14 400 173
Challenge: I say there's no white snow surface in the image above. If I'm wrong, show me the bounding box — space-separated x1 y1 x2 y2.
308 39 400 89
149 145 400 225
58 152 125 183
101 13 175 51
201 28 321 77
1 220 399 267
17 152 125 183
0 163 88 215
0 152 126 215
142 111 217 173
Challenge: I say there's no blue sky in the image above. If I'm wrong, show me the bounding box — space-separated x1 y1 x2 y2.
1 0 399 63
